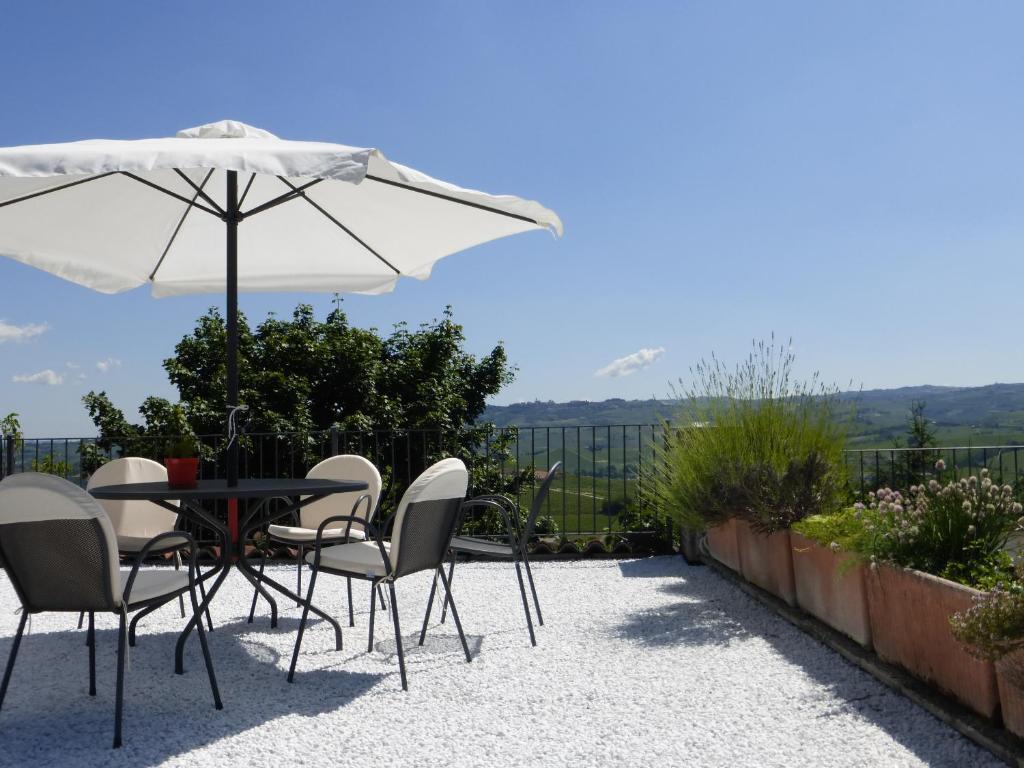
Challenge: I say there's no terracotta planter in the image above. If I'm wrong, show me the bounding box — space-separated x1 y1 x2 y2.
865 563 998 719
996 650 1024 738
164 457 199 489
705 519 741 571
790 533 871 648
735 519 797 606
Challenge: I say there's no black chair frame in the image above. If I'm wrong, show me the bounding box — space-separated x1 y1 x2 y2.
0 530 222 748
288 502 471 690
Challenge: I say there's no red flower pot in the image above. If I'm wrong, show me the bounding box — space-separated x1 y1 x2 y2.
865 563 999 718
165 458 199 489
790 532 872 649
735 519 797 607
706 518 742 572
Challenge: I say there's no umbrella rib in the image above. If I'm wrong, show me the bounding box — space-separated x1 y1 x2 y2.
148 168 215 282
277 177 401 275
173 169 225 216
240 178 323 219
118 172 223 218
0 172 116 209
364 174 540 226
237 173 257 208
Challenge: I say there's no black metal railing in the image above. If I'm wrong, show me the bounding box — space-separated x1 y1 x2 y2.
844 444 1024 498
0 425 672 551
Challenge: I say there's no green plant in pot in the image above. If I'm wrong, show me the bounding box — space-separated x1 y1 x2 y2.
164 434 200 489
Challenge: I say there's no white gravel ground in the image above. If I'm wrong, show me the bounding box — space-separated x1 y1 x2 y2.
0 557 1006 768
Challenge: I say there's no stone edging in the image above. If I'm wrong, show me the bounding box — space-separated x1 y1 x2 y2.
702 556 1024 768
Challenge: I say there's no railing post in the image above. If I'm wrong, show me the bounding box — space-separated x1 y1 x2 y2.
330 425 339 457
3 435 13 478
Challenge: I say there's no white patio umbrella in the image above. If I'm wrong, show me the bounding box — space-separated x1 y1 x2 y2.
0 120 562 490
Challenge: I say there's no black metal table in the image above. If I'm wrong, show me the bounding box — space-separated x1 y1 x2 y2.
89 477 369 674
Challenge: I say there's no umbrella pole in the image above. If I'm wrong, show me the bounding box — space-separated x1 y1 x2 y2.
226 170 240 549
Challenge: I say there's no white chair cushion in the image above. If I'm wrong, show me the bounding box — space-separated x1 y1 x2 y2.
306 540 389 578
117 534 191 553
120 569 188 605
267 524 366 543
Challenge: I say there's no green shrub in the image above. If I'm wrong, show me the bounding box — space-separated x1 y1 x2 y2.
859 464 1022 587
641 338 848 533
791 507 868 553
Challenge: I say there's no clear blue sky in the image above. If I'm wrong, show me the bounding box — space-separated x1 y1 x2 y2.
1 1 1023 436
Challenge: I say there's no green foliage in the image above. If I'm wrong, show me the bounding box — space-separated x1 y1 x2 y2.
83 303 525 520
31 454 73 476
640 338 849 533
791 508 869 553
164 434 199 459
859 466 1022 587
951 577 1024 661
1 412 22 447
83 394 199 461
77 442 109 476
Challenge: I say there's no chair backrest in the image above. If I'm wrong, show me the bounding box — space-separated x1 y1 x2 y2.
524 461 563 542
389 458 468 579
0 473 120 612
86 457 178 540
300 455 382 534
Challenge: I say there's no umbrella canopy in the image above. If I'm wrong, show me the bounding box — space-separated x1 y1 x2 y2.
0 120 562 296
0 120 561 489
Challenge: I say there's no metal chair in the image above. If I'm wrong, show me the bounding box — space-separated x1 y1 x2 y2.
84 457 214 637
246 454 382 626
288 458 470 690
0 473 221 748
427 461 561 646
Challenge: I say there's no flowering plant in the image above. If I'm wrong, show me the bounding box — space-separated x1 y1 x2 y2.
951 578 1024 661
859 461 1022 586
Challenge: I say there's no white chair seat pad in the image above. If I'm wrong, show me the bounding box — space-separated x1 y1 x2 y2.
117 534 190 553
120 569 189 605
267 524 366 543
306 540 389 577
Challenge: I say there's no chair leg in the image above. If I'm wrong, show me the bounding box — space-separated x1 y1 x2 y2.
522 553 543 627
514 558 537 647
388 582 407 691
197 567 214 632
247 553 266 624
189 585 222 709
287 563 321 683
88 612 96 696
377 583 388 615
440 552 456 624
346 577 354 628
0 611 28 710
113 610 127 749
174 551 186 618
368 581 377 653
418 569 440 646
78 611 85 630
295 546 303 608
438 566 472 663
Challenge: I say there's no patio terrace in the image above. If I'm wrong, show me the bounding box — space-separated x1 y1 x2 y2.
0 557 1002 767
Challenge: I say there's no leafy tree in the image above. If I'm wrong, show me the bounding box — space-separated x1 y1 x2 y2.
83 303 525 506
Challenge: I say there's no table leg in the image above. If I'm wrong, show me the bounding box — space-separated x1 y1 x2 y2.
175 502 231 675
237 495 343 651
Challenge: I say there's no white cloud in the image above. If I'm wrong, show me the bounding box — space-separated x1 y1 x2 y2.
0 320 48 344
12 369 64 386
96 357 121 373
65 361 80 369
595 347 665 378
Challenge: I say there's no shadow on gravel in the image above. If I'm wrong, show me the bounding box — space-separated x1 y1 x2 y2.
610 557 1000 768
0 615 384 768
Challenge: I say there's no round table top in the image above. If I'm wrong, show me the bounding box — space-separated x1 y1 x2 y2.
89 477 368 501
